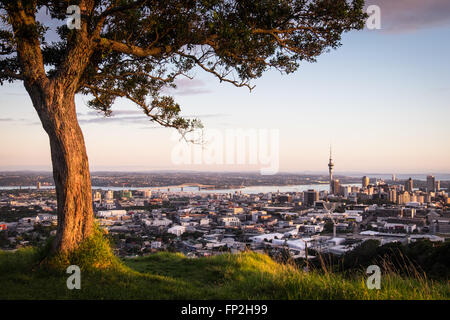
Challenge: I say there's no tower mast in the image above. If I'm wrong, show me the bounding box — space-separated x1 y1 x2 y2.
328 146 334 194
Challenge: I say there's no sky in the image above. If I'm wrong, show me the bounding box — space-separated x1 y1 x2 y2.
1 0 450 174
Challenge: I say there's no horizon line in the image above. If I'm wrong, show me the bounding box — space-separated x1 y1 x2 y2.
1 169 449 176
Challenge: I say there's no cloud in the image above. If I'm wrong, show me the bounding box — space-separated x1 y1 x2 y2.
164 78 213 96
139 125 165 130
84 110 144 117
77 112 228 126
183 113 230 119
0 117 31 123
76 110 226 131
367 0 450 33
78 115 150 125
77 109 150 125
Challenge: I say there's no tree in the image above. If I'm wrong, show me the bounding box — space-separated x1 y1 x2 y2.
323 221 334 233
0 0 366 254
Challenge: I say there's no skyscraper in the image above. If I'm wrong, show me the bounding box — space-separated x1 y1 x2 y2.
405 178 413 193
427 175 436 193
93 191 102 202
362 176 370 188
304 189 319 207
332 179 341 195
328 146 334 194
105 190 114 200
144 189 152 198
389 189 397 203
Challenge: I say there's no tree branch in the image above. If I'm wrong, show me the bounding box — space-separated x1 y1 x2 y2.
95 38 173 58
176 50 255 91
0 69 24 81
5 0 48 86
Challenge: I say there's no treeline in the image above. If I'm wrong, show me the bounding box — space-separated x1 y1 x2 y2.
308 239 450 280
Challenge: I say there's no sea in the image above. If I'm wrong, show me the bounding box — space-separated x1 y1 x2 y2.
0 184 359 194
1 173 448 194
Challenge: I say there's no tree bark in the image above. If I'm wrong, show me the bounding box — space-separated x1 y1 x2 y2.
28 82 94 254
6 0 96 255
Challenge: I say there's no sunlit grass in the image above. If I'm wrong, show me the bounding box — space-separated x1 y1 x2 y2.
0 248 448 300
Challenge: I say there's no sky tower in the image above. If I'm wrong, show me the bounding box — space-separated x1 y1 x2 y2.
328 146 334 194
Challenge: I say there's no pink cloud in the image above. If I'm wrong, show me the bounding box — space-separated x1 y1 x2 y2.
169 78 213 96
367 0 450 33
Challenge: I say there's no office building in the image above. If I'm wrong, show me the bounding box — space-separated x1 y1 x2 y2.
105 190 114 200
93 191 102 202
362 176 370 188
304 189 319 207
427 175 436 193
389 189 397 203
332 179 341 196
405 178 413 193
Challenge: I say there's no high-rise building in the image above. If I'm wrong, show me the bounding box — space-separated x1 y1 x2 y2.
417 195 425 204
427 175 436 193
362 176 370 188
341 185 352 197
397 191 411 205
405 178 413 193
93 191 102 202
328 146 334 194
332 179 341 196
436 180 441 192
37 182 41 190
304 189 319 207
105 190 114 200
389 189 397 203
392 174 397 182
144 189 152 198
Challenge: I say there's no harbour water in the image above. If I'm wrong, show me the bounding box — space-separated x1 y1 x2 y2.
0 184 361 194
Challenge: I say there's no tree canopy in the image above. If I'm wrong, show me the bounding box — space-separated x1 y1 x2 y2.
1 0 366 132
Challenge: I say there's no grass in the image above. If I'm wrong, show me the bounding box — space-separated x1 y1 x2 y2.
39 227 121 272
0 246 449 300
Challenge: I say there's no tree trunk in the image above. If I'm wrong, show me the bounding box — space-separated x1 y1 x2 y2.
28 83 94 254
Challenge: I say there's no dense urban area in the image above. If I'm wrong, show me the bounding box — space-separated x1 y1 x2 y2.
1 170 449 268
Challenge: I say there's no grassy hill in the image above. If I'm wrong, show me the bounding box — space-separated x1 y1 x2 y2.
0 247 449 300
